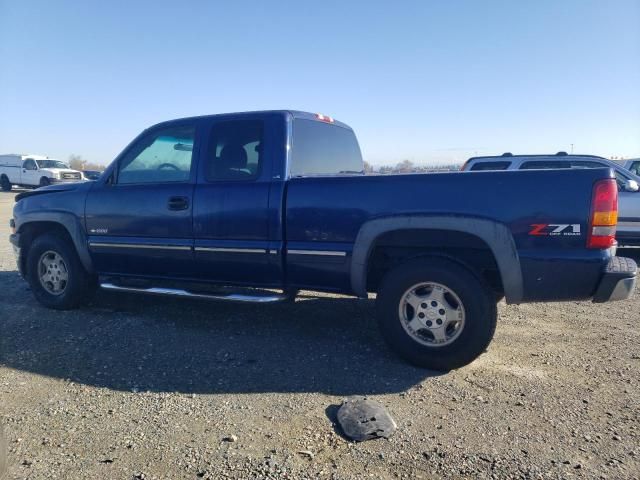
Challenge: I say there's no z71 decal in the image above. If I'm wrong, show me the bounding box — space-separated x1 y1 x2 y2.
529 224 581 236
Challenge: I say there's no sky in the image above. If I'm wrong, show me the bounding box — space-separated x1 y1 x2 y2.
1 0 639 167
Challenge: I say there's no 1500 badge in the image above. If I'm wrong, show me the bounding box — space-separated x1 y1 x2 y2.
529 224 581 236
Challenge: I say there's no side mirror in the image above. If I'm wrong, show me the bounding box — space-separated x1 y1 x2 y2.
624 179 639 192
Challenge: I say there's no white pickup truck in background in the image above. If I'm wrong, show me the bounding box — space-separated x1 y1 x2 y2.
0 154 84 191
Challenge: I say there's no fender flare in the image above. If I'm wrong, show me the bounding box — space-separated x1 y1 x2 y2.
16 212 94 273
350 215 523 304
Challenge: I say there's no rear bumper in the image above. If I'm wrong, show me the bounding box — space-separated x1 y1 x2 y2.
593 256 637 303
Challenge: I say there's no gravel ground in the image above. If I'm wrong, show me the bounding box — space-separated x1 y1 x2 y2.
1 190 639 480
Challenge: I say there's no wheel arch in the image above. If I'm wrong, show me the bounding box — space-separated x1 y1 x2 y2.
350 215 523 304
16 212 93 274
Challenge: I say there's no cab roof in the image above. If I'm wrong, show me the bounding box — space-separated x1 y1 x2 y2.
148 110 353 131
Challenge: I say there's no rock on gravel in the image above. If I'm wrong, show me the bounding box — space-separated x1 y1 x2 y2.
336 397 397 441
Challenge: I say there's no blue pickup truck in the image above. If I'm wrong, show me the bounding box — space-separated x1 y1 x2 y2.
8 110 638 370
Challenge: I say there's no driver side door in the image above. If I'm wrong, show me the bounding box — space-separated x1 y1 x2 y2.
22 159 40 186
85 121 199 278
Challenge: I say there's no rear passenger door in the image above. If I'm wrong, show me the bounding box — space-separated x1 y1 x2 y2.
191 116 281 286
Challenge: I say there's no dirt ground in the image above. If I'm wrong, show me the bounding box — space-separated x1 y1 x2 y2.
0 189 639 480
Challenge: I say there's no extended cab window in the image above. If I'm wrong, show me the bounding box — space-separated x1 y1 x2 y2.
291 119 363 176
117 125 195 184
469 161 511 171
205 120 263 181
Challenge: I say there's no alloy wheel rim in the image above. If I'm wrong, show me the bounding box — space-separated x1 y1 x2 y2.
398 282 465 347
38 250 69 296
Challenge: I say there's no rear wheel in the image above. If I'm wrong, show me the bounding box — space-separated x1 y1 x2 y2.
0 175 11 192
26 233 93 309
376 258 497 371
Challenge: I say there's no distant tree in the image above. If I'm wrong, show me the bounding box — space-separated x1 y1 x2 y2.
68 154 87 171
395 159 415 173
363 161 374 173
68 154 105 171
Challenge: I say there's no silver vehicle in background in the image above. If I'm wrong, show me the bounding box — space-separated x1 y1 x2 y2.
617 158 640 176
461 152 640 246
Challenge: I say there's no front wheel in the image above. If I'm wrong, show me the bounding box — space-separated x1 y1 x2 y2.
0 176 11 192
26 233 94 309
376 258 497 371
39 177 51 188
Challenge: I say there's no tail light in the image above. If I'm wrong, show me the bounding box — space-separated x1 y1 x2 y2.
587 178 618 249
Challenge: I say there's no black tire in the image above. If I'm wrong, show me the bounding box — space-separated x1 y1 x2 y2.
376 257 497 371
0 176 11 192
26 233 93 310
39 177 50 187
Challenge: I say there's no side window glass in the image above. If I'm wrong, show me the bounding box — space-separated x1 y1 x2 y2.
567 161 604 169
23 159 37 170
613 171 629 190
630 161 640 176
469 161 511 171
569 160 629 190
206 120 263 181
117 125 195 185
519 161 570 170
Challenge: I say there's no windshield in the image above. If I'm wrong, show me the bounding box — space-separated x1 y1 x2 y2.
36 159 70 169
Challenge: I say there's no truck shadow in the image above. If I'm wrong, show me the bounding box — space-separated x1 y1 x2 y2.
0 270 437 395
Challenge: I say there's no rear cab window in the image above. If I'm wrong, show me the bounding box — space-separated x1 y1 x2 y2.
290 119 363 177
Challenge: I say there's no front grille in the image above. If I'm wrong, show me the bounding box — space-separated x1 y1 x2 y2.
62 172 81 180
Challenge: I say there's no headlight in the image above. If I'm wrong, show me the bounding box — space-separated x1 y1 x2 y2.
51 172 60 179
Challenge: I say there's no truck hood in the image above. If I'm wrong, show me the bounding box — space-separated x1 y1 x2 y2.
15 181 85 202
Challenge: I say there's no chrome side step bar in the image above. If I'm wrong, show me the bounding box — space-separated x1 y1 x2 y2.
99 282 288 303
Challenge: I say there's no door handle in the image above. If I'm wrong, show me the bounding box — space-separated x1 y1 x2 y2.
167 196 189 211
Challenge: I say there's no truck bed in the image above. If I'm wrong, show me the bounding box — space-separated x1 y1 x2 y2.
284 168 613 301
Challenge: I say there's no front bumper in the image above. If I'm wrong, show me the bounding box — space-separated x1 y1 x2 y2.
50 178 85 184
593 256 637 303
